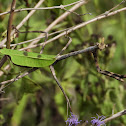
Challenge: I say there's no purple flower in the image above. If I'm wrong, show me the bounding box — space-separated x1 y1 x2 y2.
91 114 106 126
65 112 81 126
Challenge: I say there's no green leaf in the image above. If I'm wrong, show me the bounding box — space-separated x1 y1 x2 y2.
0 48 56 67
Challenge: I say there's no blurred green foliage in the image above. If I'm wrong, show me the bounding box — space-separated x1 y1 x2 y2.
0 0 126 126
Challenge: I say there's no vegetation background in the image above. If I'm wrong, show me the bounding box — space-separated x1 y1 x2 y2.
0 0 126 126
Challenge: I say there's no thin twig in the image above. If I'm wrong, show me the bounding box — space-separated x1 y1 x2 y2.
50 65 72 112
0 0 86 16
60 4 92 16
0 71 21 93
17 0 126 48
103 109 126 123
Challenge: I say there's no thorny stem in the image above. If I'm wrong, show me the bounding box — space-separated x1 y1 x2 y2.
50 65 72 112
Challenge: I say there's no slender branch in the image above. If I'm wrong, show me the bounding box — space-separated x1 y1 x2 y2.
1 2 125 49
60 5 92 16
0 0 86 16
0 0 89 50
0 0 87 48
103 109 126 123
2 0 123 50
